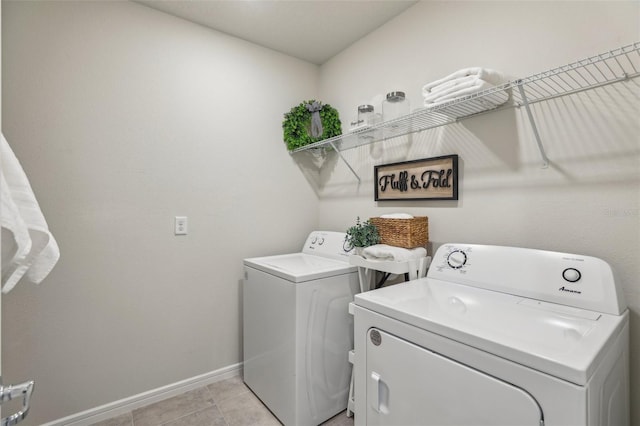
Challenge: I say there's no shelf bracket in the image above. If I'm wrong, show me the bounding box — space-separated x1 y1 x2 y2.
329 141 361 182
516 80 550 169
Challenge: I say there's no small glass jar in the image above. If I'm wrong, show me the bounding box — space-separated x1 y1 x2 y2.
382 91 409 122
357 104 375 126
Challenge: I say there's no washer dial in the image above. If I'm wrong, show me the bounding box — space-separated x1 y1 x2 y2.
447 250 467 269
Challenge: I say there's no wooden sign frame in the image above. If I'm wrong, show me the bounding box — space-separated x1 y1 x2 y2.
374 155 458 201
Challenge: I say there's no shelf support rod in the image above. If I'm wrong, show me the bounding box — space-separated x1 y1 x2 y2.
516 80 550 169
329 141 361 182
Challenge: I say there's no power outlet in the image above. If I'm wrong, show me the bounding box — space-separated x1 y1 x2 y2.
175 216 188 235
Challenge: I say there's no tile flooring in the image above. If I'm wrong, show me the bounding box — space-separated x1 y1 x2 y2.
91 376 354 426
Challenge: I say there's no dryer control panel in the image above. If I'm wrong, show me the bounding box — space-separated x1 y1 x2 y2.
428 243 626 315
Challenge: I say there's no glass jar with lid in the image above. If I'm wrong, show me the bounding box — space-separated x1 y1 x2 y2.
357 104 375 127
382 91 409 122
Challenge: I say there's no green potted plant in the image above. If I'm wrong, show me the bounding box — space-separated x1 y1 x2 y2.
345 217 381 254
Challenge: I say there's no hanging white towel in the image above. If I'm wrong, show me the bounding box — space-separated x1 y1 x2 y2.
1 134 60 293
362 244 427 262
1 172 32 278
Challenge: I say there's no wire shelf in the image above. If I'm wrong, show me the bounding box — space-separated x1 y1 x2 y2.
512 42 640 105
290 42 640 179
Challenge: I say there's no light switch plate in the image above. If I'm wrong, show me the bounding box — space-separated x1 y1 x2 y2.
175 216 188 235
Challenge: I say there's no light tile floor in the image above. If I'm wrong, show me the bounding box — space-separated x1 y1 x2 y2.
91 376 354 426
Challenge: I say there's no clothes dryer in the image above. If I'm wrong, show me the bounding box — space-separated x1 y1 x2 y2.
352 244 629 426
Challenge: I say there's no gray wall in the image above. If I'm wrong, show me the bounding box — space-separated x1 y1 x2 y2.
2 0 639 425
316 1 640 424
2 1 319 424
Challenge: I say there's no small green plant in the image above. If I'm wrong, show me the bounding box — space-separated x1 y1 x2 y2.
345 217 381 248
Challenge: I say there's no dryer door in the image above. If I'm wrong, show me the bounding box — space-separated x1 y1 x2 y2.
365 328 544 426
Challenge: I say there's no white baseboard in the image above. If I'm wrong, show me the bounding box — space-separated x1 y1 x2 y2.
42 363 243 426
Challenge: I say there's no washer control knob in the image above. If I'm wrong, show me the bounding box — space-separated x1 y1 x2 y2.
563 268 581 283
311 236 318 244
447 250 467 269
318 237 325 245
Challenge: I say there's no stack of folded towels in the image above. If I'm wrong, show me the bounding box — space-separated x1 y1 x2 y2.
422 67 509 108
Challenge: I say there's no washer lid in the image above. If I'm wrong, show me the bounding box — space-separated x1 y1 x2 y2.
354 278 628 386
244 253 355 282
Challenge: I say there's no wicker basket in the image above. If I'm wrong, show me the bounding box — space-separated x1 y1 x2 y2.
369 216 429 249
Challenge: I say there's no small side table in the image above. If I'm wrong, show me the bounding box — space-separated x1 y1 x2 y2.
349 254 431 292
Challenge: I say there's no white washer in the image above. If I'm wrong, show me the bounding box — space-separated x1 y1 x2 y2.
243 231 359 426
352 243 629 426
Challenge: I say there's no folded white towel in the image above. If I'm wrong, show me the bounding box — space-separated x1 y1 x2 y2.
422 67 508 109
423 78 495 104
363 244 427 262
380 213 414 219
1 134 60 293
422 67 506 96
424 79 509 108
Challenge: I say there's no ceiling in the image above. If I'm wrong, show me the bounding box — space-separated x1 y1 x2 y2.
134 0 418 65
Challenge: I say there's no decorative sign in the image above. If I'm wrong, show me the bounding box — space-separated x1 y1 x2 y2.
374 155 458 201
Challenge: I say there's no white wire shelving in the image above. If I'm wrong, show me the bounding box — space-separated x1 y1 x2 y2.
289 42 640 181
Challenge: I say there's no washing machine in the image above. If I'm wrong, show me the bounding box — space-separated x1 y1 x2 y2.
243 231 359 426
352 243 629 426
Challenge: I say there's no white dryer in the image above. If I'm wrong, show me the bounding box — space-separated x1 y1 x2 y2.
243 231 359 426
352 243 629 426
